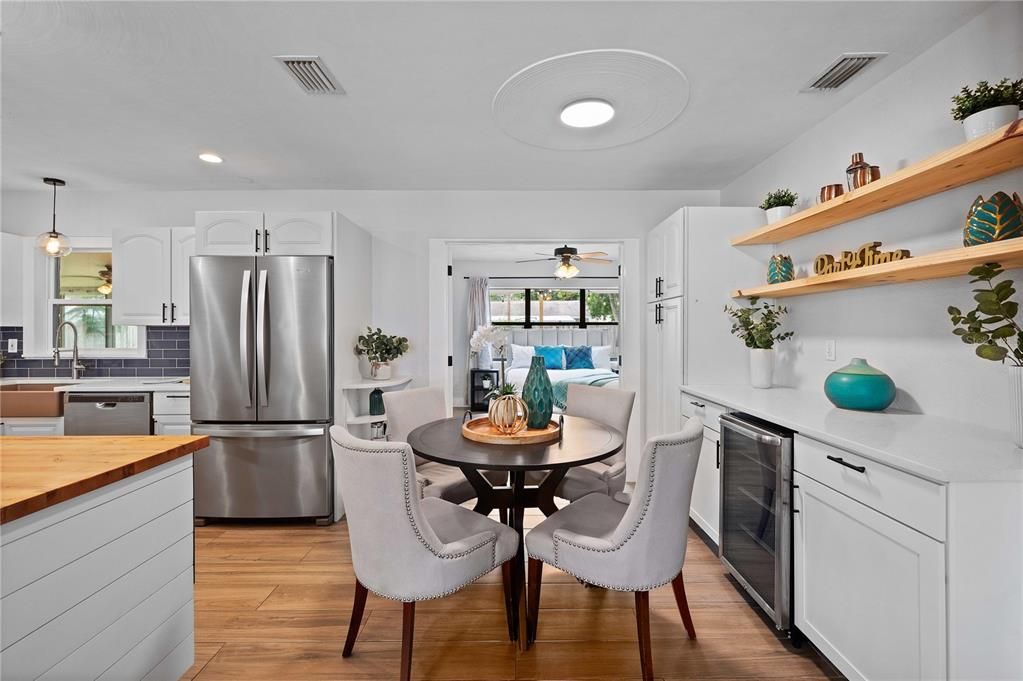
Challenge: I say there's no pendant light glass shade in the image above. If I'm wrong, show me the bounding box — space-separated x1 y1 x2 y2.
554 261 580 279
37 178 72 258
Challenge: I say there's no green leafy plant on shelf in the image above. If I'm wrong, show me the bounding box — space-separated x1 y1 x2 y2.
354 327 409 363
947 263 1023 365
724 296 795 350
950 78 1023 121
759 189 798 211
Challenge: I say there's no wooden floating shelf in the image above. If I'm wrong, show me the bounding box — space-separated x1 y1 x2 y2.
732 239 1023 299
731 120 1023 246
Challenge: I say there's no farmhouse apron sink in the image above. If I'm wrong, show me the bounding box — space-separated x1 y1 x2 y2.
0 384 71 417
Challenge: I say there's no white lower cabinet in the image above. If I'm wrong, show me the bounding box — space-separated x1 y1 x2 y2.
794 471 946 681
2 417 64 436
153 393 191 435
689 430 720 544
154 416 192 436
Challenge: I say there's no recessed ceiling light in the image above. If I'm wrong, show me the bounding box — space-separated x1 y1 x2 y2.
560 99 615 128
199 153 223 164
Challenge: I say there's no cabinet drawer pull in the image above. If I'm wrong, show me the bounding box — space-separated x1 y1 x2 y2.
161 302 167 324
826 455 866 473
255 228 261 252
165 394 189 399
689 400 705 408
170 302 177 324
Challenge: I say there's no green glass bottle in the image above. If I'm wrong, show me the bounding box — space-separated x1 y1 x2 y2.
522 355 554 429
369 388 385 416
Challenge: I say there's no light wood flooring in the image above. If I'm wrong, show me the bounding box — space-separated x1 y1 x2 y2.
185 509 840 680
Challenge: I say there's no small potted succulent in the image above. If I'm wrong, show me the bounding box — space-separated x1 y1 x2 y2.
485 383 528 434
724 296 795 389
354 327 409 380
760 189 799 223
951 78 1022 141
947 263 1023 447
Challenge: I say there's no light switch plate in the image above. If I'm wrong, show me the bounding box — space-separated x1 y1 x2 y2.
824 339 836 361
7 338 17 353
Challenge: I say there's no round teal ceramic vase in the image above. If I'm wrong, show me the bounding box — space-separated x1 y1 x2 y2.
522 355 554 429
824 358 896 411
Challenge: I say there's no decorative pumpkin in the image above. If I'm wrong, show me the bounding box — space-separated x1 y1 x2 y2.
487 391 528 434
963 192 1023 246
767 254 795 284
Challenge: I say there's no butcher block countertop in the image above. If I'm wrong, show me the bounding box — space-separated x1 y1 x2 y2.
0 435 208 524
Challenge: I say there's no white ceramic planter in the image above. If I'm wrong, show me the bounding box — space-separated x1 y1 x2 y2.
962 105 1019 141
749 348 774 389
358 356 394 380
1010 366 1023 448
765 205 794 223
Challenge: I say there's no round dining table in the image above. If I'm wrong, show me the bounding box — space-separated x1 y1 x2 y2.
407 414 624 650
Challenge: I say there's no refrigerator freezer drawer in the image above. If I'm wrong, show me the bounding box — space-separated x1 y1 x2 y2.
192 424 332 520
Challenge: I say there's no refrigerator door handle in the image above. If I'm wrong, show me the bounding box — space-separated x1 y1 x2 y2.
239 269 253 408
256 268 269 408
192 425 326 438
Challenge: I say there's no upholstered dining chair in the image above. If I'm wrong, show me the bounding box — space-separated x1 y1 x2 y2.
330 426 519 681
527 384 636 503
524 418 704 681
384 386 506 503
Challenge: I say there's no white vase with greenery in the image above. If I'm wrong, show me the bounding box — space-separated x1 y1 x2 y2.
354 327 409 381
725 296 795 390
951 78 1022 141
760 189 798 224
948 263 1023 447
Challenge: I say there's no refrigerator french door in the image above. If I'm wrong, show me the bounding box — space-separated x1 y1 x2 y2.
190 255 333 521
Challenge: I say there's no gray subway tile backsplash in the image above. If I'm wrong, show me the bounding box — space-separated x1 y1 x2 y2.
0 325 190 379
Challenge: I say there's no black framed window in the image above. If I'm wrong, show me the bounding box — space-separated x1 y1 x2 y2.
489 288 618 328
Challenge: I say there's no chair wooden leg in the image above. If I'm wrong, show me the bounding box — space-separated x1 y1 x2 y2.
634 590 654 681
499 507 508 524
527 557 543 643
501 560 515 641
671 571 697 640
401 601 415 681
342 579 368 657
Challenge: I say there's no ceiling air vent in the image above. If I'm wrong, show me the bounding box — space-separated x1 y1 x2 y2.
802 52 886 91
273 56 345 95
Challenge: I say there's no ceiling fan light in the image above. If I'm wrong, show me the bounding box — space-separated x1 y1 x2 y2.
97 283 112 296
554 262 580 279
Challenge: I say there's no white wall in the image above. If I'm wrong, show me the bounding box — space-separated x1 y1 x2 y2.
451 256 620 405
720 2 1023 429
2 189 717 387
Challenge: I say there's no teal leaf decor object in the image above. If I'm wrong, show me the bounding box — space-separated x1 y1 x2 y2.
522 355 554 429
767 255 795 284
824 358 896 412
963 192 1023 246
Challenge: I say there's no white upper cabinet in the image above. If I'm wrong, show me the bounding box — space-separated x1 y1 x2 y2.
195 211 334 256
112 229 172 326
195 211 262 255
265 212 334 255
112 227 193 326
170 227 195 325
646 212 683 303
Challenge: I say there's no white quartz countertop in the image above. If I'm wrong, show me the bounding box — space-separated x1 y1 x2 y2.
682 384 1023 484
0 377 190 393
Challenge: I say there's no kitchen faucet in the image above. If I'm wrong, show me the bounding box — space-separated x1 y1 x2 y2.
54 321 87 379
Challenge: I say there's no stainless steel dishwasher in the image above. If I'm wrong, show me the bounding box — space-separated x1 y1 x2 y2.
64 393 153 435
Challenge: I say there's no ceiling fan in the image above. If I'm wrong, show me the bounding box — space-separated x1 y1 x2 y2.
516 245 612 279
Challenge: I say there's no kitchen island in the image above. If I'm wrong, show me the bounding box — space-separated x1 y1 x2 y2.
0 435 208 681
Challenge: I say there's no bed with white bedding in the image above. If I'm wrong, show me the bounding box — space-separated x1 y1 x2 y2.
504 367 620 410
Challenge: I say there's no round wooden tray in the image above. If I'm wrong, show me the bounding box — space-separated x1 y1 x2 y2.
461 417 560 445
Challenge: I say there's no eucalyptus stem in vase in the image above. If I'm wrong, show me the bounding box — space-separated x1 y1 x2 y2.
724 296 794 389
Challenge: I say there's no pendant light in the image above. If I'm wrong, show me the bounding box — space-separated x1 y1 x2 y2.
36 177 72 257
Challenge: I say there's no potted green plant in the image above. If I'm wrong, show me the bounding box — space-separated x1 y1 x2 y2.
947 263 1023 446
354 327 409 380
951 78 1023 141
760 189 799 223
724 296 795 388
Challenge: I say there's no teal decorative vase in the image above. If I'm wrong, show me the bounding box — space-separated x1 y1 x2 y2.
522 356 554 429
963 192 1023 246
824 358 896 412
768 255 795 284
369 388 385 416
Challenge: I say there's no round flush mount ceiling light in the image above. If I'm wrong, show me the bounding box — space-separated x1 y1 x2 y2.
493 49 689 150
560 99 615 128
198 153 223 164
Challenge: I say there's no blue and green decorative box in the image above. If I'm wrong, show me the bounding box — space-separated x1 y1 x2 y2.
768 254 795 284
522 355 554 428
963 191 1023 246
824 358 896 412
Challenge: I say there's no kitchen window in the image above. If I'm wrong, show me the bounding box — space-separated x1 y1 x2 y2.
489 287 618 328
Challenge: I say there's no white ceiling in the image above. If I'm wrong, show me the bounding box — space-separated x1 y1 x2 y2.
2 1 986 191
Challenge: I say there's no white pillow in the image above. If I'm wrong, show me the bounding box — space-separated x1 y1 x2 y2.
591 345 612 370
510 344 535 369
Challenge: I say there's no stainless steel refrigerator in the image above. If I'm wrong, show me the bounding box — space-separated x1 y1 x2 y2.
190 255 333 522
